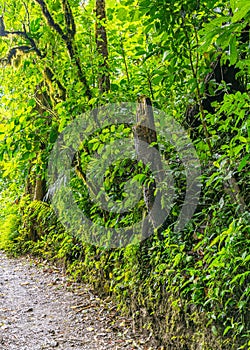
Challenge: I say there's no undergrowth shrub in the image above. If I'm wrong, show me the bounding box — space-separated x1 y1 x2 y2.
0 91 249 348
1 197 249 349
0 203 21 253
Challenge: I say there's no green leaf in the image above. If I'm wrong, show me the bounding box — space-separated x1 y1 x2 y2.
232 144 244 155
116 8 127 21
152 75 163 84
223 325 232 336
212 325 218 336
238 155 249 171
30 19 41 33
88 97 97 105
229 35 237 65
131 174 146 185
49 126 59 144
25 142 32 151
173 253 182 267
232 2 250 22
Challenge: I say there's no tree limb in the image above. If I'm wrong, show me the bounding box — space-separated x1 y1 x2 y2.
34 0 91 100
95 0 110 93
34 0 65 38
0 15 45 58
62 0 76 38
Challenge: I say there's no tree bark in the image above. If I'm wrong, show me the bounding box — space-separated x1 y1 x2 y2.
133 96 165 238
95 0 110 93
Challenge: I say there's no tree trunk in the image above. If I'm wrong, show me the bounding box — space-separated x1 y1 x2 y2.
33 176 46 201
133 96 165 238
95 0 110 93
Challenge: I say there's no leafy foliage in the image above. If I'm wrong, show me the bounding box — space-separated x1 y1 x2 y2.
0 0 249 349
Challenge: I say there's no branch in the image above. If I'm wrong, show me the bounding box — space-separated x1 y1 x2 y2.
34 0 91 100
43 66 67 101
73 151 97 197
28 82 65 129
34 0 65 39
0 16 7 36
22 1 31 32
0 15 45 58
0 45 32 65
62 0 76 38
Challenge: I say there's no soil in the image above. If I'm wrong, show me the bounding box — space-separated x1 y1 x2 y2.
0 251 157 350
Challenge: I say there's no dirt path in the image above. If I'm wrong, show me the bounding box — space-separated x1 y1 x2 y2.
0 251 156 350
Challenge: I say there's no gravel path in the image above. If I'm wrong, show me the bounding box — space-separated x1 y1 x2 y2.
0 251 156 350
